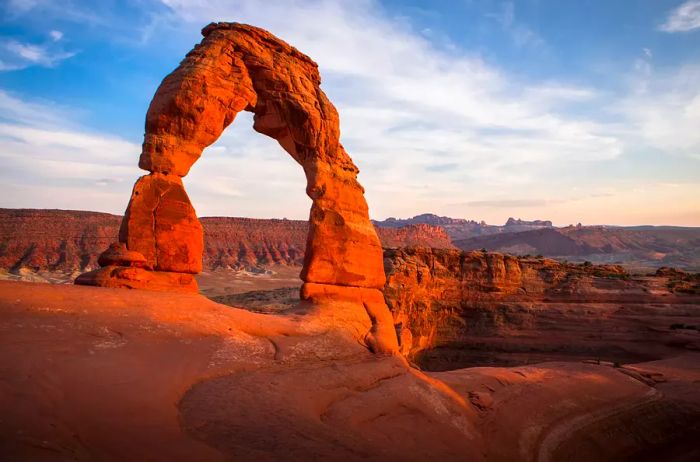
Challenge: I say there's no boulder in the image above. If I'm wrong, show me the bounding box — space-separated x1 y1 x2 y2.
97 242 147 268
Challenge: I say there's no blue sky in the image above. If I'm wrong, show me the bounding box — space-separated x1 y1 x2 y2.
1 0 699 225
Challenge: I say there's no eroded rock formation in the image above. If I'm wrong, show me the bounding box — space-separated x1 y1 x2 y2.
384 248 700 367
75 24 398 352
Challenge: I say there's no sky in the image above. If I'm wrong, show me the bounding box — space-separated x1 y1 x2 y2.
0 0 699 226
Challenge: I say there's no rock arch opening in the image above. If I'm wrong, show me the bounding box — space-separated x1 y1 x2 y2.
76 22 399 353
186 111 310 221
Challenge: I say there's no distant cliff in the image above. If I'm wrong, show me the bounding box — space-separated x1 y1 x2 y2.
0 209 121 274
0 208 453 274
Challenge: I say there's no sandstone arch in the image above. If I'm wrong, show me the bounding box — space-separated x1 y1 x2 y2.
76 23 398 353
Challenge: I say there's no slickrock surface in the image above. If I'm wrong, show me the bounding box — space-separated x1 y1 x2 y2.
0 208 449 275
1 280 698 461
384 248 700 369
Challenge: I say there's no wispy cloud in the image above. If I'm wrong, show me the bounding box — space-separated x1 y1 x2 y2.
465 199 558 208
659 0 700 32
49 30 63 41
617 64 700 159
0 90 140 213
0 89 309 218
486 1 547 50
0 33 76 71
0 89 75 126
3 0 103 24
135 0 698 223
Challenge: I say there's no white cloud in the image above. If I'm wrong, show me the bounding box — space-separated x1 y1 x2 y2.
486 1 547 50
659 0 700 32
0 89 75 126
3 0 103 24
618 65 700 158
0 37 76 71
0 91 141 214
186 112 311 218
0 90 309 217
5 0 40 14
49 30 63 41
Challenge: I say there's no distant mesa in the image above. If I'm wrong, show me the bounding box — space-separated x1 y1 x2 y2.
504 217 553 227
375 213 555 241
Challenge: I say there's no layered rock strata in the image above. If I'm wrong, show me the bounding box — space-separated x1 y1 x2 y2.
0 208 450 274
384 248 700 368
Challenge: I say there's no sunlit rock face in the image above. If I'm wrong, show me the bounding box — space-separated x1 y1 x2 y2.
383 247 700 368
75 23 398 353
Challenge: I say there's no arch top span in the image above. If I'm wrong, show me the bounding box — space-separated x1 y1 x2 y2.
140 22 351 178
76 22 399 354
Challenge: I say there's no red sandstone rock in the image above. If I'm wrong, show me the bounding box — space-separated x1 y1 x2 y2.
136 23 386 289
97 242 147 268
3 280 699 461
75 266 198 293
120 173 203 274
383 247 700 369
301 282 398 354
0 209 122 272
376 223 453 249
76 23 399 352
